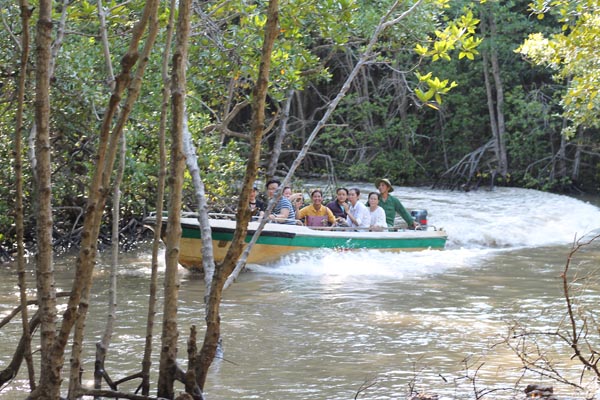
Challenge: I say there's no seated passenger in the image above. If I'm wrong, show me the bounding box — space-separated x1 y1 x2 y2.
249 185 266 218
296 189 336 227
344 188 370 229
326 187 349 220
266 179 296 224
367 191 387 231
283 186 304 213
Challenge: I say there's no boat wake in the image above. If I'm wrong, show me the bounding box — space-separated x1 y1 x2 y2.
249 247 498 279
402 187 600 250
248 187 600 278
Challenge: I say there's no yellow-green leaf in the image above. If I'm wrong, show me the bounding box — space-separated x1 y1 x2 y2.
415 44 429 56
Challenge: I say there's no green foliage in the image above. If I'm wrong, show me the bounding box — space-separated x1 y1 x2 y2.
190 0 355 109
186 116 247 211
517 1 600 134
408 0 574 187
338 150 420 184
370 149 420 184
0 133 17 243
0 2 35 245
503 86 565 180
344 161 372 181
415 72 458 105
415 9 482 61
521 173 572 192
304 0 489 186
317 88 426 182
413 5 483 107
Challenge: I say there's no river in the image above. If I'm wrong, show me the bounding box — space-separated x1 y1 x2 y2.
1 186 600 399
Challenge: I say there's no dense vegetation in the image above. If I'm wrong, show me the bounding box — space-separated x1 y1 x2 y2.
0 0 598 253
2 1 600 399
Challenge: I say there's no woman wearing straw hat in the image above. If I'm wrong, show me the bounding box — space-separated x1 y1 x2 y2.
375 178 416 229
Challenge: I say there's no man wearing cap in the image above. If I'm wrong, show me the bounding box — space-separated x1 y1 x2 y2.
375 178 416 229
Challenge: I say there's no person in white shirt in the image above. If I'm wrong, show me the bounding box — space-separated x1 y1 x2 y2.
367 191 387 231
343 188 370 229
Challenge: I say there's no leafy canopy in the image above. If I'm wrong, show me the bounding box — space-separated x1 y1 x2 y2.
414 6 483 107
517 0 600 136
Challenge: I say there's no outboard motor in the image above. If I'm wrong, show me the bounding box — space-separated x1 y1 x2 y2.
410 209 428 229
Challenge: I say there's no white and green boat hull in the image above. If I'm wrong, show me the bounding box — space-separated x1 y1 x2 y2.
148 216 448 271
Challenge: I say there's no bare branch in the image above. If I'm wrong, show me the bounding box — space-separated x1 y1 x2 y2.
354 376 378 399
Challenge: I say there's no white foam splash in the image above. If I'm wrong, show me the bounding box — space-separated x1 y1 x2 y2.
250 186 600 277
250 247 497 279
399 187 600 249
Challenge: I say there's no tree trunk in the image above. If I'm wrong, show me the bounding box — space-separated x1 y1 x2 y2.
555 116 569 180
481 7 508 177
195 0 281 390
16 0 36 390
489 45 508 176
181 113 217 287
140 0 176 395
157 0 192 396
394 67 412 154
97 0 116 91
27 0 160 397
0 311 41 387
26 4 69 396
93 135 125 392
266 88 295 179
571 127 582 181
67 0 160 393
93 0 121 391
30 1 59 398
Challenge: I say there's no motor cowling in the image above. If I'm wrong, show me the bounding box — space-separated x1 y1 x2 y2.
410 209 428 228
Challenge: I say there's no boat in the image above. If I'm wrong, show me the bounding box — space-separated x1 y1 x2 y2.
145 212 447 271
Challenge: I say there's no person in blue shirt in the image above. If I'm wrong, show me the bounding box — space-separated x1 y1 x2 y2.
265 179 296 224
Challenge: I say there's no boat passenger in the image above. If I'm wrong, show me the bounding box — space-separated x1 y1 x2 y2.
375 178 416 229
326 187 349 220
344 188 370 229
367 192 387 231
296 189 336 227
249 185 266 218
283 186 304 213
266 179 296 224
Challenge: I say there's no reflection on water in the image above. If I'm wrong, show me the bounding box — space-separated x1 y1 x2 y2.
1 187 600 399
